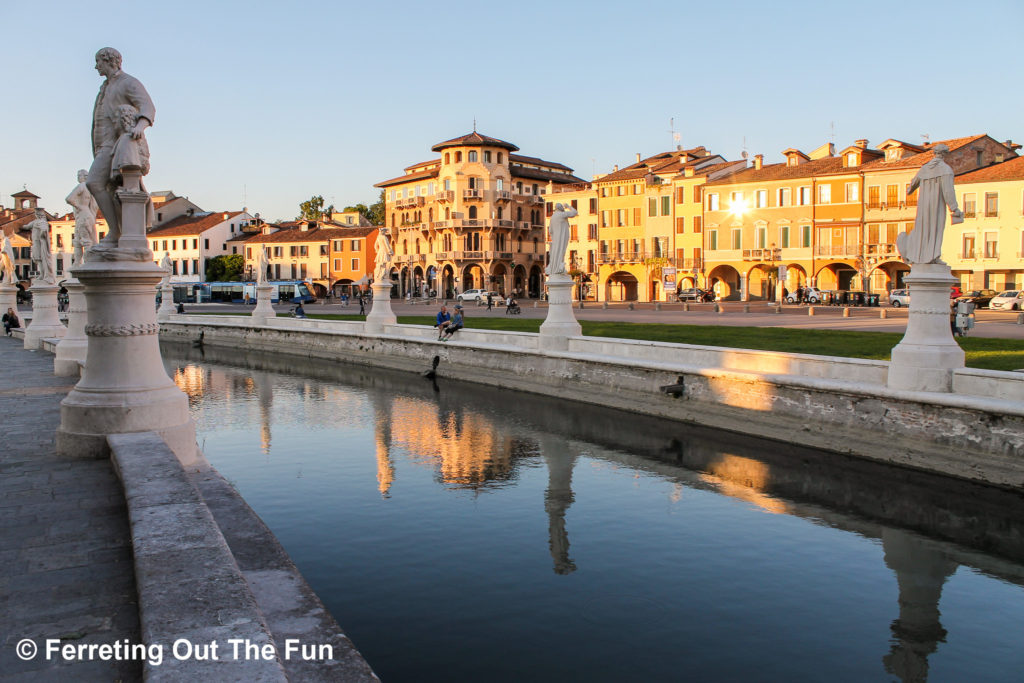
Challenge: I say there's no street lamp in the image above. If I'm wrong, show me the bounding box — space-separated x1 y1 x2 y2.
765 243 783 302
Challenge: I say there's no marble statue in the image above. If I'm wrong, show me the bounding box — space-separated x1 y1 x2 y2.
374 228 393 281
159 252 172 286
0 236 16 284
66 169 99 265
545 203 578 276
257 246 269 285
28 209 55 284
88 47 155 246
896 144 963 264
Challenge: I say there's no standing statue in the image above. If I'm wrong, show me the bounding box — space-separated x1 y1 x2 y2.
374 227 393 281
257 246 269 285
545 202 578 276
159 252 172 286
28 209 56 284
66 169 99 266
0 235 17 284
88 47 155 247
896 144 963 264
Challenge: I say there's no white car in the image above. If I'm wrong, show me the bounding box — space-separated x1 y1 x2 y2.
889 289 911 307
989 290 1024 311
457 289 500 304
785 287 824 304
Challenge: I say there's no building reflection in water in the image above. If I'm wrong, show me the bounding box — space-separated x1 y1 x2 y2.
165 344 1024 681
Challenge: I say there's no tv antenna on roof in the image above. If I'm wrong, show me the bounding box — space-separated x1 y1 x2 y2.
472 117 477 132
830 121 836 145
921 133 930 144
741 136 748 160
668 117 681 150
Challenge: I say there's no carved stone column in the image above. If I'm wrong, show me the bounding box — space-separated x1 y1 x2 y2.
539 274 582 350
251 283 277 324
24 281 66 349
365 281 396 333
58 171 196 463
54 278 87 375
887 263 963 392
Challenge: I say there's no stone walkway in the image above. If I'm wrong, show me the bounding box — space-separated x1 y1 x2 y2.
0 336 141 682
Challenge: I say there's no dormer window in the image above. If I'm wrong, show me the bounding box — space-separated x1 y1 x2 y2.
846 152 858 167
885 149 899 161
788 157 798 167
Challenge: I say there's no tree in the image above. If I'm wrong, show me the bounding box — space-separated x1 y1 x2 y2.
341 190 386 226
205 254 245 281
298 195 334 221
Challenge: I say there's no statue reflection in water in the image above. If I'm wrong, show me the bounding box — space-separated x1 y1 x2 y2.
540 435 580 575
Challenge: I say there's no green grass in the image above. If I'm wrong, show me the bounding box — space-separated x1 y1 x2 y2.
192 311 1024 371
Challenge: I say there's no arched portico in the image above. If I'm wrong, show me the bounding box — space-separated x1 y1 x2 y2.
605 271 639 301
816 262 859 291
707 264 741 301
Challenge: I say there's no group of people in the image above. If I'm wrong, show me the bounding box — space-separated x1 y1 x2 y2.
435 305 464 341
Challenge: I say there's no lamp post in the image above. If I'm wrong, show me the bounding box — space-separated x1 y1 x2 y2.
765 244 782 302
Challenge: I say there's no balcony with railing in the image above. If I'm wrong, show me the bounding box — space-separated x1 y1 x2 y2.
463 189 482 200
494 219 514 228
529 195 544 205
452 251 484 260
494 190 512 202
515 221 530 230
866 243 897 256
599 251 646 264
815 245 861 257
432 220 450 229
435 191 454 203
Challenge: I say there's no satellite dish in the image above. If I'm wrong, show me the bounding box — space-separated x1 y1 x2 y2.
741 151 749 159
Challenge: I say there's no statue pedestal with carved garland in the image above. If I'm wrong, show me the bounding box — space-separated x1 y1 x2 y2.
365 281 396 334
57 171 197 463
24 280 66 350
156 281 176 322
539 274 582 351
54 278 87 375
887 263 964 392
251 283 276 324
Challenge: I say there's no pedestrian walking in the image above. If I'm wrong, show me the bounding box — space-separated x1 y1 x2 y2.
358 296 366 315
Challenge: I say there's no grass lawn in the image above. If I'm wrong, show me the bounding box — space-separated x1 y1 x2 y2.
193 311 1024 372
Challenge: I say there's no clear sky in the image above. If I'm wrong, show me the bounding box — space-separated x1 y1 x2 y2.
4 0 1022 222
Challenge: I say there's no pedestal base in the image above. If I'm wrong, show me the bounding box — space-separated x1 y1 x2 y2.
57 257 196 464
54 278 87 376
0 284 17 318
156 281 176 322
365 281 397 333
887 263 964 392
251 284 276 324
539 275 582 350
24 282 66 350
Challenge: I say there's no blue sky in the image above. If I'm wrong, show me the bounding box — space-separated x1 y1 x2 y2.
4 0 1022 222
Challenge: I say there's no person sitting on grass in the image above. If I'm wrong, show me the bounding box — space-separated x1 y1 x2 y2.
435 305 451 340
440 305 463 341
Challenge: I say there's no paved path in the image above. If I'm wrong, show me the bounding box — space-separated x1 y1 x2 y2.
0 336 141 682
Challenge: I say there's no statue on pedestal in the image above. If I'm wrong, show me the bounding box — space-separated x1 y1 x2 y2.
87 47 155 247
896 144 963 265
374 227 393 282
0 236 16 284
66 169 99 266
159 252 172 287
28 209 56 285
257 246 269 285
545 203 578 276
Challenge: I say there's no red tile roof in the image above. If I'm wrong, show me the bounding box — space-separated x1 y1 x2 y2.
431 132 520 152
596 147 709 183
860 135 989 172
147 211 245 237
509 154 572 173
244 226 376 244
956 156 1024 184
374 167 440 188
512 166 586 185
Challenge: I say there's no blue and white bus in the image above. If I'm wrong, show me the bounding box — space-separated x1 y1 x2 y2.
166 280 315 304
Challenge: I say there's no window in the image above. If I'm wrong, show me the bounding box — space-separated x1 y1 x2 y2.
963 193 976 218
617 185 624 196
172 239 177 250
192 239 198 249
320 244 328 256
755 190 767 208
905 183 917 207
676 187 685 203
984 232 998 258
192 259 198 274
985 192 999 217
693 185 702 203
633 208 641 225
56 257 63 274
731 228 742 250
779 225 790 248
798 187 811 205
730 191 743 206
588 224 598 240
778 187 791 207
570 225 578 241
468 151 478 162
351 239 361 250
709 230 719 250
273 246 282 257
818 184 831 204
845 182 859 203
649 198 657 216
634 184 642 195
601 187 608 197
801 225 811 247
444 179 451 191
616 209 625 226
162 240 168 251
661 196 670 215
707 193 719 211
172 260 178 275
56 234 63 249
846 152 858 166
444 154 449 165
693 216 702 233
497 153 503 164
496 178 503 191
588 198 597 214
886 184 899 207
676 217 685 233
300 246 308 256
962 234 975 259
428 182 434 195
756 226 767 248
204 238 210 250
483 151 491 163
867 186 880 209
320 263 328 278
455 151 462 163
333 258 341 270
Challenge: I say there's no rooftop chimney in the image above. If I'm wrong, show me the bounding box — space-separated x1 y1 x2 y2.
613 164 618 172
855 139 868 149
635 153 641 163
1005 139 1022 151
753 154 763 170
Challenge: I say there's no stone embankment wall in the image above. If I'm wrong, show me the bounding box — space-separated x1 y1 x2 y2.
160 316 1024 490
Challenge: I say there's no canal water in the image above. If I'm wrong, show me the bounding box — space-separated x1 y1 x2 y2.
164 343 1024 682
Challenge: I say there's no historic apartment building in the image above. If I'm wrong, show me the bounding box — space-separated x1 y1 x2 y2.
375 131 585 298
147 210 254 282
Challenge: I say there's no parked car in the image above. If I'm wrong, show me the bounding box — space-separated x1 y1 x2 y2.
989 290 1024 311
956 289 998 309
888 289 910 307
457 289 500 305
785 286 824 304
676 287 713 302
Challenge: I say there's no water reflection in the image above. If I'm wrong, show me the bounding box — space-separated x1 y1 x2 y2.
164 341 1024 682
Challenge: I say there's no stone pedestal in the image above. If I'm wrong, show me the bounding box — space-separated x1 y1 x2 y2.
251 283 276 324
887 263 963 392
539 275 582 350
156 281 176 322
0 283 17 316
54 278 87 375
57 180 196 464
24 281 66 349
364 281 396 333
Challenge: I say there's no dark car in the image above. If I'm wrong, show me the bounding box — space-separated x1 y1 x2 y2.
676 287 713 302
956 289 997 309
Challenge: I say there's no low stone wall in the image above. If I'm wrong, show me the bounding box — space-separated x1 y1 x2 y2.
160 315 1024 490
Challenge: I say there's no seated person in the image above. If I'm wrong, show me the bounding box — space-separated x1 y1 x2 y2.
441 305 464 340
435 305 451 339
3 307 20 335
175 302 185 314
294 302 306 318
